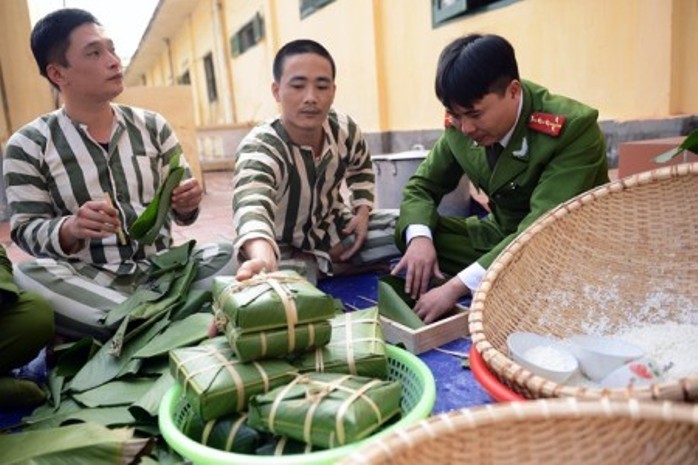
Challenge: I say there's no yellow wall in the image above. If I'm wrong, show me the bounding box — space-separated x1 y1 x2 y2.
0 0 53 143
672 0 698 114
261 0 382 129
190 0 235 127
373 0 686 128
130 0 698 135
115 86 204 187
225 0 273 124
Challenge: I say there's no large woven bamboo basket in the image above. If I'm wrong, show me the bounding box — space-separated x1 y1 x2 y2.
469 163 698 402
341 398 698 464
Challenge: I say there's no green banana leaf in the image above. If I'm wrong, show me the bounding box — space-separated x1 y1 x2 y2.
68 315 169 392
248 372 402 449
25 401 149 433
105 241 196 328
129 371 175 421
149 236 193 275
138 167 184 245
58 405 138 428
170 289 212 321
128 151 185 244
377 275 425 329
228 320 333 362
53 337 101 378
146 446 189 465
291 307 389 379
12 233 208 460
23 398 88 430
72 378 155 408
138 357 170 375
134 423 161 437
133 312 212 359
0 422 151 465
108 257 198 359
653 128 698 163
132 260 197 324
117 356 147 379
212 270 336 333
104 289 163 326
47 370 65 410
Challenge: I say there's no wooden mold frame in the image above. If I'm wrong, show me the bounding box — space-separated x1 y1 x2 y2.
379 304 470 354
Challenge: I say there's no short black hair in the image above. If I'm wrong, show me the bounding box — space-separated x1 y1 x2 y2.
30 8 100 83
435 34 519 111
272 39 336 82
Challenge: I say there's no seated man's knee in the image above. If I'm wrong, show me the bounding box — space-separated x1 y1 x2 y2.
20 291 54 345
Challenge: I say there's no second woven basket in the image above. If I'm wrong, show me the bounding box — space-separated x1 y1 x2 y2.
342 398 698 464
469 163 698 402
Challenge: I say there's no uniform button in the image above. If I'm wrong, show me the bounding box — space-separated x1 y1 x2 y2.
116 194 124 201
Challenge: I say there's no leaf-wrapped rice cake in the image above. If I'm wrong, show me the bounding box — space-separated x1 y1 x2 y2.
248 372 401 448
291 308 388 379
169 338 297 421
229 320 332 363
212 271 336 334
177 397 261 454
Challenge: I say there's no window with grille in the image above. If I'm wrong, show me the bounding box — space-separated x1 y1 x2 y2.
300 0 335 19
177 70 191 85
203 53 217 102
432 0 518 27
230 12 265 57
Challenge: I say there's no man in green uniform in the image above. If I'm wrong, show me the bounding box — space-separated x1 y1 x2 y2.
0 245 53 408
392 34 608 323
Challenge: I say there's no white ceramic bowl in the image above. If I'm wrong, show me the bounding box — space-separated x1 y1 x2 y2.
507 332 579 384
600 357 663 388
569 335 645 381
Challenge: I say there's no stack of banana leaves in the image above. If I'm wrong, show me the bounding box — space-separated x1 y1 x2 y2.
0 240 212 464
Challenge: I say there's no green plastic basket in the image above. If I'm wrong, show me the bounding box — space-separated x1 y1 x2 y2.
159 344 436 465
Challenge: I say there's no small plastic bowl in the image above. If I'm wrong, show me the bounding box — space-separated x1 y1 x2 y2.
507 332 579 384
600 357 663 388
569 335 645 381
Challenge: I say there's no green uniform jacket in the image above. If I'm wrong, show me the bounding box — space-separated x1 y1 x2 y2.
396 80 609 270
0 246 19 301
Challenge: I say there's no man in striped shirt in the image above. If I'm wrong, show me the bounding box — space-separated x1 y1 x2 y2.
3 8 234 340
232 39 399 284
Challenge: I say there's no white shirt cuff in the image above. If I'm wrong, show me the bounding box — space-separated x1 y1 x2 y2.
405 224 432 244
457 262 486 293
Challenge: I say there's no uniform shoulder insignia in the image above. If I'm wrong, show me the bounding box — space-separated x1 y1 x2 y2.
528 112 566 137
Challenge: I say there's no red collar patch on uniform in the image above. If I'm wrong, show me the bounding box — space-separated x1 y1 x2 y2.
528 112 565 137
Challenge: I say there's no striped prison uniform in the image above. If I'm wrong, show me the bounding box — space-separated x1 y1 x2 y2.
233 109 400 283
3 105 234 340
